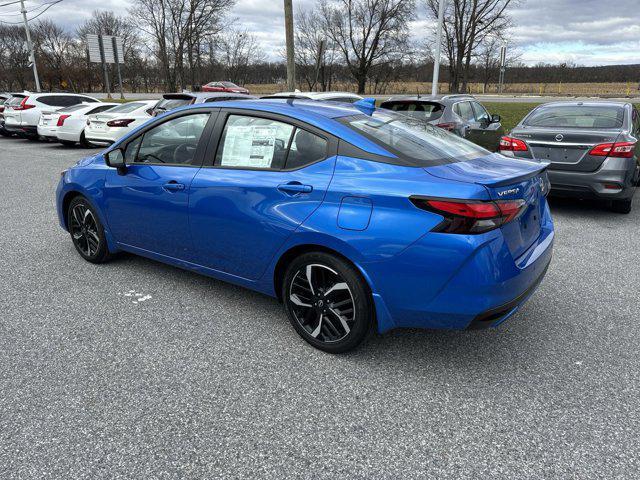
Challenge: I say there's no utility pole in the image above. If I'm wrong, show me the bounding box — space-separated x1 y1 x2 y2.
284 0 296 91
20 0 41 92
431 0 446 96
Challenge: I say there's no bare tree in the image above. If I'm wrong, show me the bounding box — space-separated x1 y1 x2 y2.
131 0 235 91
33 20 76 91
0 25 31 90
294 8 337 91
425 0 516 93
217 29 265 85
320 0 415 94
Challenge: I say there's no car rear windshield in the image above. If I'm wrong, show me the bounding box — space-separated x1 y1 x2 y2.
107 102 148 113
340 110 488 166
221 82 238 88
524 105 625 129
59 104 89 113
382 101 444 122
155 98 193 112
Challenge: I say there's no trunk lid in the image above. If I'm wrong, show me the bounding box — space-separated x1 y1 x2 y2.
511 126 622 172
425 154 549 259
39 111 61 126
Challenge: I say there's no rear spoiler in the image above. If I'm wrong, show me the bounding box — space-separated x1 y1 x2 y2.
482 164 548 188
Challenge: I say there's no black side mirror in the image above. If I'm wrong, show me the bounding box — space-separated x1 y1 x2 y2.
105 148 126 171
492 114 501 123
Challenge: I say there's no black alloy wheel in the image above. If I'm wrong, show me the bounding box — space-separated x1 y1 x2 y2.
283 252 373 353
67 197 111 263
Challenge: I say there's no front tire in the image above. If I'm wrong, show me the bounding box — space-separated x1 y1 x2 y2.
67 197 111 263
282 252 373 353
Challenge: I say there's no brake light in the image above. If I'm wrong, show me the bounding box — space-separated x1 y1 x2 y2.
106 119 135 127
13 96 35 111
436 122 456 131
499 136 528 152
589 141 635 158
57 114 71 127
410 197 526 234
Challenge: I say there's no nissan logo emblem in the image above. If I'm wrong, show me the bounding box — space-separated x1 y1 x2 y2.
555 134 564 142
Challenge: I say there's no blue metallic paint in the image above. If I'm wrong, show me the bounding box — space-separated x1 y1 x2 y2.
56 100 554 335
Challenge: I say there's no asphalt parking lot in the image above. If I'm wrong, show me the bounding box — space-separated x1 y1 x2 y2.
1 136 639 479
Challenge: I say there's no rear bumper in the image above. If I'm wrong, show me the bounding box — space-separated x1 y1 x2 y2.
547 157 638 200
366 201 555 332
5 124 37 136
56 129 82 142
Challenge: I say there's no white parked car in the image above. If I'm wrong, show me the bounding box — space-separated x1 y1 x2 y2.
85 100 158 145
262 91 363 104
3 93 100 140
46 103 119 146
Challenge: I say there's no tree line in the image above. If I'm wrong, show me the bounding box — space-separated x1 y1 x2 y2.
1 1 638 95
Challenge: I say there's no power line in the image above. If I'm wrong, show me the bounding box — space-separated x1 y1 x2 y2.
0 0 63 23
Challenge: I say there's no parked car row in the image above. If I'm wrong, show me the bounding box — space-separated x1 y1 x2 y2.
1 89 637 214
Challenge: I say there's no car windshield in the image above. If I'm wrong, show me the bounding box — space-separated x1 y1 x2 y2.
340 109 488 166
524 105 625 129
221 82 239 88
107 102 147 113
383 101 444 122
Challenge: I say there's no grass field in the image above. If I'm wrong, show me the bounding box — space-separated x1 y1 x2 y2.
246 82 640 97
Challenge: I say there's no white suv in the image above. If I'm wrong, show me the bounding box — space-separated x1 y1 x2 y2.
3 93 100 140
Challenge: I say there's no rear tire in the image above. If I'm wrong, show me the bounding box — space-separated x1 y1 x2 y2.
282 252 373 353
610 199 632 214
79 131 94 148
67 197 112 263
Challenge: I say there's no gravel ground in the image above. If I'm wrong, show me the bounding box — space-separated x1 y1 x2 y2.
0 136 639 479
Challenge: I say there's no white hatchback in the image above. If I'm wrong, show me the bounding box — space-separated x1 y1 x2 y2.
85 100 158 145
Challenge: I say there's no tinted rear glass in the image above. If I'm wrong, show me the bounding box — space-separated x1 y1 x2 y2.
383 101 444 122
525 105 625 129
59 104 89 113
7 95 26 105
155 98 193 112
341 110 488 166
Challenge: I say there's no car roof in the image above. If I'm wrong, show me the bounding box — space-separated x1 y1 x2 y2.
264 91 362 100
533 100 630 109
169 98 394 158
383 94 476 105
162 92 254 100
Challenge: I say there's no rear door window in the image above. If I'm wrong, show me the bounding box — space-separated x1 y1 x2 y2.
524 105 625 129
154 97 194 114
215 115 295 169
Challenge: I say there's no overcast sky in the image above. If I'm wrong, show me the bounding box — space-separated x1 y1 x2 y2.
2 0 639 66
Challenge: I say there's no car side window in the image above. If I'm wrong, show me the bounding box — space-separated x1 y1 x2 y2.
471 102 491 124
285 129 328 169
215 115 295 169
454 102 475 122
132 113 210 166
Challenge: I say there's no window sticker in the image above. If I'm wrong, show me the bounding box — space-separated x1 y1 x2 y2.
221 125 278 168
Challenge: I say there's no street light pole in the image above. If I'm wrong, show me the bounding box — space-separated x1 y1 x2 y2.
431 0 446 96
20 0 41 92
284 0 296 91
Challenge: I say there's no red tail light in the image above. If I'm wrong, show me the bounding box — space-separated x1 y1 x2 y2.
57 114 71 127
589 141 635 158
436 122 456 131
410 197 526 234
13 96 35 111
106 119 135 127
499 136 528 152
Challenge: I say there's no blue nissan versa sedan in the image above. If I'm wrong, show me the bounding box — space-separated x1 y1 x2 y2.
56 99 554 353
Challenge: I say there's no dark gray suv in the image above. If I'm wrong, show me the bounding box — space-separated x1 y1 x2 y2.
380 94 504 151
501 102 639 214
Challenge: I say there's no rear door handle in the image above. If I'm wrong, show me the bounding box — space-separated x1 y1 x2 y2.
278 182 313 195
163 181 185 192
